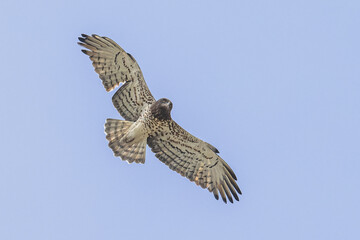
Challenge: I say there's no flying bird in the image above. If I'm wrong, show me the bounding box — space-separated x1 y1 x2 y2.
78 34 241 203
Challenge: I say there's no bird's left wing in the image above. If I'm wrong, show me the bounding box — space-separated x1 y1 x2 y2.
78 34 155 121
147 121 241 203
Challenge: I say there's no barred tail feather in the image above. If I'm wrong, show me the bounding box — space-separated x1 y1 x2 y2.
104 119 146 164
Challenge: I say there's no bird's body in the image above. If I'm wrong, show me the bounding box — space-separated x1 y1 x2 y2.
105 99 173 163
78 34 242 203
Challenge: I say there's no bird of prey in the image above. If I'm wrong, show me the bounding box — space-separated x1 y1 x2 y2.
78 34 241 203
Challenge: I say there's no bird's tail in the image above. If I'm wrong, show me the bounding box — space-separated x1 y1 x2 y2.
104 119 146 164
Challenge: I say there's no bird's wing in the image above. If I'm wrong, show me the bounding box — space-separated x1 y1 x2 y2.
147 120 241 203
78 34 155 121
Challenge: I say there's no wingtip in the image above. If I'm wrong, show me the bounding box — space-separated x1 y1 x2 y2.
80 49 91 56
234 194 239 201
234 184 241 195
77 42 86 47
213 191 219 200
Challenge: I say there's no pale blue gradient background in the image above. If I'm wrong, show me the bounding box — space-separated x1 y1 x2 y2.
1 0 359 239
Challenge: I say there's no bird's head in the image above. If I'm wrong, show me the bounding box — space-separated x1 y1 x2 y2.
150 98 173 120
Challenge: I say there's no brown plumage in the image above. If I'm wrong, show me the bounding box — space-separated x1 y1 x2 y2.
78 34 242 203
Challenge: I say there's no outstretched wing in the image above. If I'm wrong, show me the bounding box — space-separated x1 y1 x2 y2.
147 121 241 203
78 34 155 121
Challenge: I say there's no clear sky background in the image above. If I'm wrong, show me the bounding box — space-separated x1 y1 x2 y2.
1 0 359 239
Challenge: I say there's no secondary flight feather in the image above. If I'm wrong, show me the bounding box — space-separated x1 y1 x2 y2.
78 34 242 203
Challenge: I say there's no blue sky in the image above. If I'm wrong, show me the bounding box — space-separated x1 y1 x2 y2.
1 0 359 239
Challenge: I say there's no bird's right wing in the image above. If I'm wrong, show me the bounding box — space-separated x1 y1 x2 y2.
78 34 155 121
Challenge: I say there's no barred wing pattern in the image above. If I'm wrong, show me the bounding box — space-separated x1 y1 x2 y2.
78 34 155 121
147 121 241 203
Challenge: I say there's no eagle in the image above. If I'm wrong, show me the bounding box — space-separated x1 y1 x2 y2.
78 34 241 203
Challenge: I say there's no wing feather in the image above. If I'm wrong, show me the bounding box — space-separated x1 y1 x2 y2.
78 34 155 121
147 121 241 203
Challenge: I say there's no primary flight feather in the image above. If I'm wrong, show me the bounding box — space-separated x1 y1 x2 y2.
78 34 241 203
